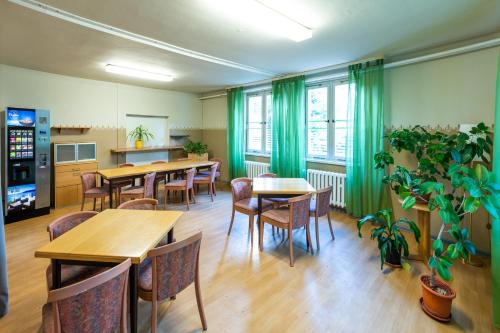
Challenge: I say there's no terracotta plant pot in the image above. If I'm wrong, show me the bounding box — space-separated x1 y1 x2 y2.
135 140 143 149
420 275 456 321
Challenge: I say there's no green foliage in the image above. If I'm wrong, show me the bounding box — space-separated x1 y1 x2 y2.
373 122 500 286
358 209 421 270
183 140 208 155
127 125 154 142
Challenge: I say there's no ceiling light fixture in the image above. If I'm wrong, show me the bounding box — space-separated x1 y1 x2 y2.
105 64 173 82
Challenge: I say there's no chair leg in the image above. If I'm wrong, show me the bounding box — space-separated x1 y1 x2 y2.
327 213 335 240
289 228 294 267
213 182 217 196
191 188 196 204
315 215 320 251
80 197 85 211
101 197 104 212
93 198 96 211
185 189 189 210
151 298 158 333
307 222 314 254
209 182 214 202
164 189 168 208
228 208 235 236
249 214 254 246
195 262 208 331
259 219 264 251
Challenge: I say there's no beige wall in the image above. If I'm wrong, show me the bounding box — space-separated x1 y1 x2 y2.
0 64 203 169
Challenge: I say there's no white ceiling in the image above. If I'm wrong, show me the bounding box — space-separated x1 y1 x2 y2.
1 0 499 93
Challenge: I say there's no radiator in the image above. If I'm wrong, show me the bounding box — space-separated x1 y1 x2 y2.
244 161 346 208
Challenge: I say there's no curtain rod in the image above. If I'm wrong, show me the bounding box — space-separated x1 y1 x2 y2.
199 36 500 100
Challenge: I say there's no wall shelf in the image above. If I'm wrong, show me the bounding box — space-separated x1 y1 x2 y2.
110 145 184 154
52 126 91 134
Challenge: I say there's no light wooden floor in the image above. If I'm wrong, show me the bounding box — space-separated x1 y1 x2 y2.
0 189 497 333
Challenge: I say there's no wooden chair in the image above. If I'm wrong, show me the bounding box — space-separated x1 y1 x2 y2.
119 172 156 204
257 173 288 208
138 232 207 333
46 211 106 290
80 172 109 211
151 161 168 198
197 158 222 195
109 163 136 206
164 168 196 210
227 178 273 245
42 258 131 333
259 193 313 267
310 186 335 250
193 162 219 202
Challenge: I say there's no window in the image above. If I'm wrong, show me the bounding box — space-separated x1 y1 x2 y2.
306 80 348 162
246 91 272 154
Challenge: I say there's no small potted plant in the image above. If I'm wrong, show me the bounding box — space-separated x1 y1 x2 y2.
127 125 154 149
358 209 420 269
183 140 208 161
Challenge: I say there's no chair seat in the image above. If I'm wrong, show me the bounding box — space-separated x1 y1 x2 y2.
193 175 210 182
198 171 220 178
138 259 153 292
261 207 289 224
234 198 273 212
46 264 107 290
165 179 187 188
120 186 144 196
309 198 317 213
84 185 109 196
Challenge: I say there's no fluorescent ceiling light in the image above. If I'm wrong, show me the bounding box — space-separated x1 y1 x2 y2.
105 64 173 82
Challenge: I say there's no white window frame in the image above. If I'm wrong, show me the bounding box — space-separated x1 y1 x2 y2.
306 79 348 164
245 90 272 156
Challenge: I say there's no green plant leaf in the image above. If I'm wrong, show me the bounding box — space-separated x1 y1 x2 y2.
464 197 480 213
439 208 451 224
433 239 444 256
474 163 489 182
435 195 448 209
401 196 416 210
481 196 499 219
437 263 452 281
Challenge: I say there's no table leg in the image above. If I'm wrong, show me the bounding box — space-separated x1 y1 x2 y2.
129 264 138 333
52 259 61 289
108 179 114 208
257 194 262 239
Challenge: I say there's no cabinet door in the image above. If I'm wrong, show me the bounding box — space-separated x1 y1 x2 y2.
55 144 76 164
55 185 80 208
77 143 96 161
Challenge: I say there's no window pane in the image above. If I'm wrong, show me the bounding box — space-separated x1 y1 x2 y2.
307 87 328 121
334 83 348 120
334 120 347 159
265 94 272 153
308 122 328 157
248 95 262 122
247 124 262 151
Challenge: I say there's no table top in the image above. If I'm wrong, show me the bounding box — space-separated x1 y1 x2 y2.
98 160 215 180
35 209 183 264
252 178 316 195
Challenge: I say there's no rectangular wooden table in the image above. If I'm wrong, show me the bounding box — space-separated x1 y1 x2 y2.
35 209 183 333
252 178 316 234
98 159 215 207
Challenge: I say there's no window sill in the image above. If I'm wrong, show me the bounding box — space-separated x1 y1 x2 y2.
245 152 270 158
306 158 346 167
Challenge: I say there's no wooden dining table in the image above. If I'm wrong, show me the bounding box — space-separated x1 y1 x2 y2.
98 159 216 207
252 177 316 235
35 209 183 333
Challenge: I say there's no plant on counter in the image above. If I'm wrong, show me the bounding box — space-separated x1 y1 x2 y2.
183 140 208 155
357 209 420 269
371 122 500 321
127 125 154 149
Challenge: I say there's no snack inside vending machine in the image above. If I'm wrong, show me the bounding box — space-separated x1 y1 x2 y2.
2 107 51 223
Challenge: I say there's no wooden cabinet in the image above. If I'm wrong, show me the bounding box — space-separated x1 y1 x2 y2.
54 161 98 208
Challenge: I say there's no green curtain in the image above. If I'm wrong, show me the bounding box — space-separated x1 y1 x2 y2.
270 76 306 178
345 59 387 217
226 87 246 179
493 50 500 329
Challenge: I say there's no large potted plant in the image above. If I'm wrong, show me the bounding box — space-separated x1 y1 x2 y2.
127 125 154 149
374 123 499 321
358 209 421 269
184 140 208 161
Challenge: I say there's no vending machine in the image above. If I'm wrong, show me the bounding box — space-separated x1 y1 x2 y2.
2 107 51 223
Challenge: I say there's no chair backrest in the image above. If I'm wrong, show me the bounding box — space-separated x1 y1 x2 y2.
46 258 131 333
47 211 98 241
117 198 158 210
119 163 135 168
258 173 277 178
185 168 196 189
230 178 252 202
209 162 219 182
147 232 202 301
210 158 222 173
80 172 97 192
315 186 333 217
142 172 156 198
151 161 167 165
288 193 312 229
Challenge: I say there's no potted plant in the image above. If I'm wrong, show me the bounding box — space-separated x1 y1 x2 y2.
127 125 154 149
358 209 421 269
183 140 208 161
375 122 500 321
